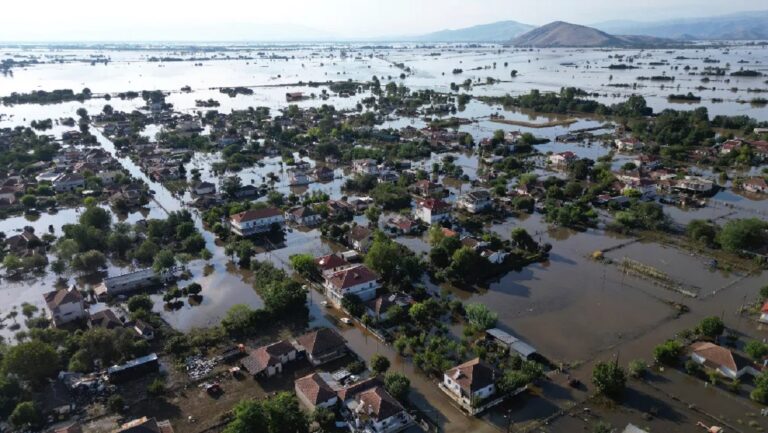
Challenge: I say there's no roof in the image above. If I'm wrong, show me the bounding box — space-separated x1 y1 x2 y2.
44 287 83 309
90 309 123 329
761 301 768 314
326 265 379 290
290 206 317 218
113 417 174 433
444 358 498 393
486 328 537 358
337 377 382 401
296 328 346 357
295 373 337 405
622 425 649 433
354 386 405 421
230 207 282 223
242 340 296 374
349 225 373 242
744 177 768 188
417 198 451 211
689 342 753 372
315 254 350 271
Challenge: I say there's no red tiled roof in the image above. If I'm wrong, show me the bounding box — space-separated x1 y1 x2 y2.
295 373 336 405
241 340 295 374
355 386 405 421
315 254 350 271
296 328 346 357
689 342 752 373
44 287 83 309
417 198 451 211
327 265 378 290
445 358 498 393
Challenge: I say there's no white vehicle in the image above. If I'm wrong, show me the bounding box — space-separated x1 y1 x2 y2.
340 317 352 325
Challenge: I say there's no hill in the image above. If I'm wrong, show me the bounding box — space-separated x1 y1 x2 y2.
410 20 534 42
593 11 768 40
511 21 674 48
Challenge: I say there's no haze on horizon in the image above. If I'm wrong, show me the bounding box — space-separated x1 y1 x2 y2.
0 0 766 41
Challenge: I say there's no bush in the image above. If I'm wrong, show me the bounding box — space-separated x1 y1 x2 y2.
370 354 391 375
147 378 166 396
592 361 626 399
627 359 647 378
698 316 725 339
107 394 125 413
384 372 411 401
653 340 683 366
347 360 365 375
685 360 702 376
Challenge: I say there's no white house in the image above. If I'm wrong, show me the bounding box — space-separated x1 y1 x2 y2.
294 373 338 410
352 159 379 175
441 358 500 414
615 137 645 152
688 342 760 380
44 286 87 327
94 268 176 297
286 206 322 226
52 173 86 192
457 190 492 214
324 265 380 306
229 208 285 236
675 176 715 194
241 340 297 377
548 151 576 167
289 171 311 186
346 386 413 433
414 198 451 225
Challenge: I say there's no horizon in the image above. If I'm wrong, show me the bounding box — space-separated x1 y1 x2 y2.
0 0 766 42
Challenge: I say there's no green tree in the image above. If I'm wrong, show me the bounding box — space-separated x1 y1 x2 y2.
79 206 112 230
341 294 365 317
745 340 768 360
221 304 256 337
698 316 725 339
592 360 626 399
465 303 498 330
0 377 22 418
311 407 336 432
127 294 153 313
717 218 768 253
107 394 125 413
72 250 107 273
290 254 319 279
1 340 59 386
383 371 411 401
370 354 391 375
653 340 683 366
152 249 176 273
10 401 41 429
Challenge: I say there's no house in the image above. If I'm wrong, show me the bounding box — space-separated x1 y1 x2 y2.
614 137 644 152
457 190 492 214
44 286 87 327
414 198 451 224
190 181 216 196
286 206 322 226
352 159 379 175
53 173 86 192
113 417 174 433
346 386 413 433
6 229 43 255
385 216 419 235
95 268 175 297
295 328 348 366
743 177 768 194
441 358 501 414
348 225 374 252
241 340 297 377
234 184 260 199
411 179 444 198
365 293 412 320
478 248 509 265
760 302 768 324
548 151 576 167
720 139 743 154
89 309 124 330
688 342 760 380
324 265 381 306
289 171 311 186
486 328 537 359
294 373 338 410
312 166 335 182
229 207 285 236
675 176 715 194
315 253 353 276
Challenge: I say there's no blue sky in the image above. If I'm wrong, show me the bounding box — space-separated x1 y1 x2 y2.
0 0 765 41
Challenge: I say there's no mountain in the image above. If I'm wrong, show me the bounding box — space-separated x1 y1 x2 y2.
511 21 673 48
410 20 535 42
593 11 768 40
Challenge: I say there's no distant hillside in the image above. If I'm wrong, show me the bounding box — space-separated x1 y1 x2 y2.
411 20 534 42
593 11 768 40
511 21 674 48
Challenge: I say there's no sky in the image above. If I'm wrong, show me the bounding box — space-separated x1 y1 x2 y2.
0 0 765 41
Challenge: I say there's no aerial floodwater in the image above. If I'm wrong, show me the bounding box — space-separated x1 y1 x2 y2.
0 36 767 433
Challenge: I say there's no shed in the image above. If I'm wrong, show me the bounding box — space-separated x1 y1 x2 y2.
486 328 537 359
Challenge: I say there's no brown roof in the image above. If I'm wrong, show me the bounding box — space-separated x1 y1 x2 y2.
689 342 752 372
337 377 382 401
114 417 174 433
242 340 295 374
445 358 498 393
230 207 282 223
44 287 83 309
295 373 337 405
296 328 346 357
89 309 123 329
417 198 451 212
355 386 405 421
327 265 378 290
349 225 373 242
315 254 350 271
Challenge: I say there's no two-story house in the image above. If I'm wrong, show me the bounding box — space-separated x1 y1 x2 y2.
44 286 88 327
324 265 380 306
457 190 492 214
441 358 500 415
229 207 285 236
414 198 451 225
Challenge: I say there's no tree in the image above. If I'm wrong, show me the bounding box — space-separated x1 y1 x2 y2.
311 407 336 432
0 377 22 418
751 371 768 404
370 354 391 375
222 304 256 337
147 378 166 396
290 254 319 279
445 247 483 285
698 316 725 339
20 194 36 209
465 303 498 331
365 233 421 286
1 340 59 386
717 218 768 253
745 340 768 360
341 293 364 317
365 206 382 227
221 175 243 198
187 282 203 296
107 394 125 413
384 372 411 402
653 340 683 366
10 402 41 429
429 245 450 268
79 206 112 230
627 359 648 378
224 399 267 433
592 360 626 399
152 249 176 273
127 294 153 313
72 250 107 273
261 392 309 433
